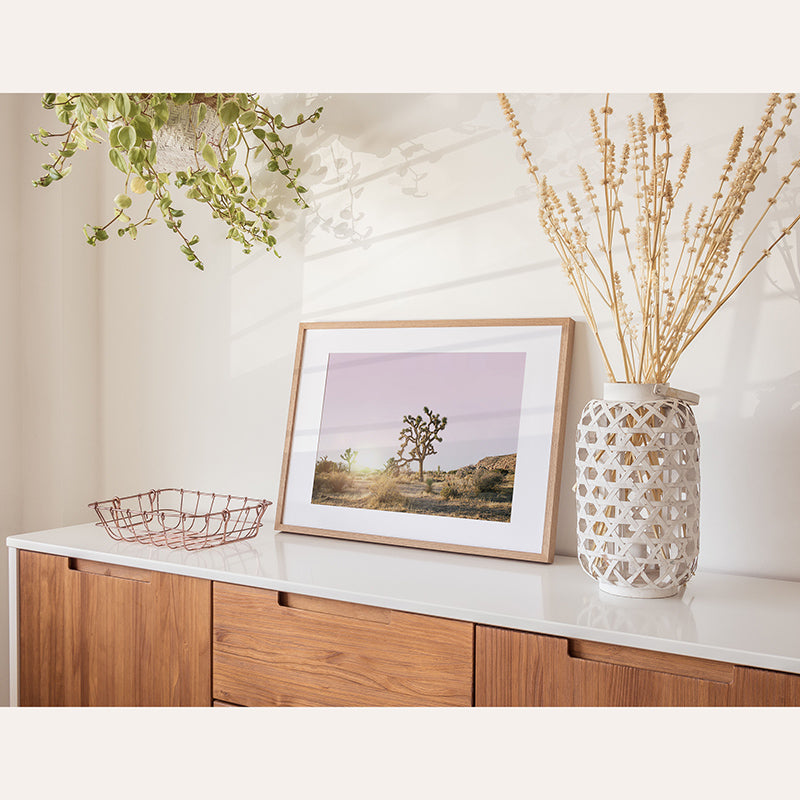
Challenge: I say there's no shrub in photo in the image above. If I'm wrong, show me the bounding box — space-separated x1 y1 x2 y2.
473 468 505 494
440 480 461 500
367 476 406 509
315 456 339 475
324 472 353 494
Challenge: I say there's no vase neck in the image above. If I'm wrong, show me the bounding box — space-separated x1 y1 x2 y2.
602 382 700 405
603 383 667 403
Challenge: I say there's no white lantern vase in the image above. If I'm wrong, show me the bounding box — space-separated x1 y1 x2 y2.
575 383 701 598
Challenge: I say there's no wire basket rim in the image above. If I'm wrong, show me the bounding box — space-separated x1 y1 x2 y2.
89 487 272 550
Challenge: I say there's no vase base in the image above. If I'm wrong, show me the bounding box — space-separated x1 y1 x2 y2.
597 580 681 599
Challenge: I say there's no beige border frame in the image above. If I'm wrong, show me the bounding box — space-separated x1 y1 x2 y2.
274 318 574 563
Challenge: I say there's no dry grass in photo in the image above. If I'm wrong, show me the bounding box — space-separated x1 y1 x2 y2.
311 454 516 522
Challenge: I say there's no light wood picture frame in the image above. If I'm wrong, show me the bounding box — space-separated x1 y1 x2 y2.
275 318 574 562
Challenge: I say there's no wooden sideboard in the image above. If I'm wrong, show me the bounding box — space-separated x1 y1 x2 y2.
18 550 210 706
213 582 473 706
14 549 800 707
474 625 800 706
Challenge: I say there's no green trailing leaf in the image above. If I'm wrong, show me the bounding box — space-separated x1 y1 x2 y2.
108 148 127 172
130 175 147 194
153 102 170 128
238 110 257 129
117 125 136 150
128 146 145 166
219 101 240 126
114 193 132 209
132 115 153 141
201 143 218 169
98 95 114 116
115 93 131 117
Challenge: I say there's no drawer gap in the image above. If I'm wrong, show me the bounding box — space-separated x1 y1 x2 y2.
567 638 735 684
68 557 151 583
277 592 391 624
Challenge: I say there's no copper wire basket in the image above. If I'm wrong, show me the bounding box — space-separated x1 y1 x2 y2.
90 488 271 551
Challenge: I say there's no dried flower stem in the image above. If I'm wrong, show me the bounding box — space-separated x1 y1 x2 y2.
500 92 800 382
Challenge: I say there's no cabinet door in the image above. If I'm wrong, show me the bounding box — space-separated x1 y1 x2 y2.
213 583 474 706
18 550 211 706
475 626 800 707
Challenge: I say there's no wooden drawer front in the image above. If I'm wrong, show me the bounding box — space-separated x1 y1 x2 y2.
18 550 211 706
213 583 474 706
475 626 800 707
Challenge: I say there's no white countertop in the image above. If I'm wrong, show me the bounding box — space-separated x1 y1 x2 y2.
7 522 800 676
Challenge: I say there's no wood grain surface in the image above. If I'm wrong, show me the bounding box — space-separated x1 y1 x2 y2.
213 582 474 706
18 549 211 706
475 625 800 707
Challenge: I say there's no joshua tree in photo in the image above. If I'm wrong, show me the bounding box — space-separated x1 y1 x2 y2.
340 447 358 472
396 406 448 481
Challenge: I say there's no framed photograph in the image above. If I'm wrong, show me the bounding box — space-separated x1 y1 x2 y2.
275 318 574 562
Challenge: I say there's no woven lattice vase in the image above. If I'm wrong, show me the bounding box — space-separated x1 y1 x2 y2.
575 383 700 599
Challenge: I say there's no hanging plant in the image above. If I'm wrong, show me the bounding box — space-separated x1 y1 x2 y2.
31 93 323 270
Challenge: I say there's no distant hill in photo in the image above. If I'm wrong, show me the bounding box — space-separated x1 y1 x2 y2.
475 453 516 472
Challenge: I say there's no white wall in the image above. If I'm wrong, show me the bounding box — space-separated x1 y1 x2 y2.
0 94 103 705
0 96 23 711
3 92 800 704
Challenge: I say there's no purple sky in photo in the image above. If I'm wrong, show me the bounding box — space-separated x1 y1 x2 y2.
315 351 527 470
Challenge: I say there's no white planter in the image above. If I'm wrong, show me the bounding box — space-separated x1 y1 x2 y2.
109 99 226 174
575 383 701 598
152 101 225 173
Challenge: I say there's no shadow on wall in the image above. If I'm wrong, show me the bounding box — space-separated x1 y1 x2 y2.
229 91 545 357
295 93 503 250
769 202 800 302
695 240 800 580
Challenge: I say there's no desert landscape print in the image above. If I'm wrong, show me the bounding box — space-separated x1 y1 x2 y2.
311 351 527 522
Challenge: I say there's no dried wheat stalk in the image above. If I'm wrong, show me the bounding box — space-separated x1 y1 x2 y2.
499 92 800 383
